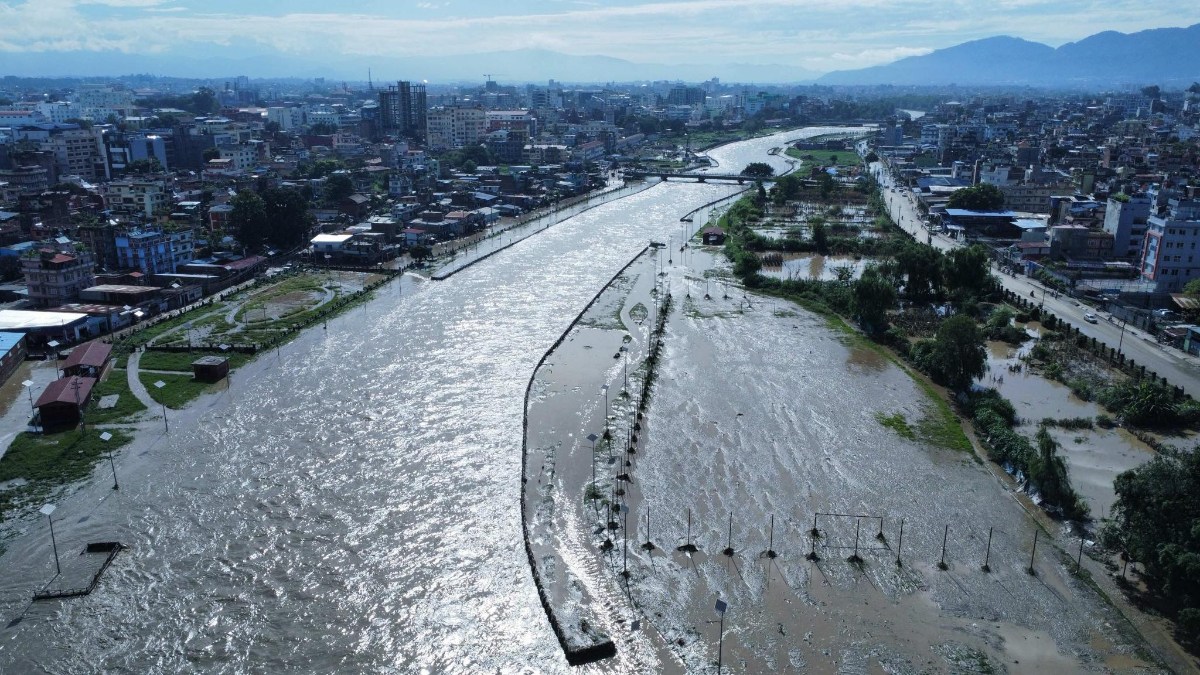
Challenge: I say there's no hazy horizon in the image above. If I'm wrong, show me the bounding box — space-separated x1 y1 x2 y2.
2 1 1200 82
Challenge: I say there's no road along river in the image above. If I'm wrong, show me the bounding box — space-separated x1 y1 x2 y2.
0 129 841 672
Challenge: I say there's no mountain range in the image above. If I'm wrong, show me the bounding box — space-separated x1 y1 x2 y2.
4 23 1199 88
817 23 1200 87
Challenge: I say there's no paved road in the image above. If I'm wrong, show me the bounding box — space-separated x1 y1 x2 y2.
871 162 1200 398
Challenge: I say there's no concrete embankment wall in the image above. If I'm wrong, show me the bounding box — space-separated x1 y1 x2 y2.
519 246 650 666
1001 289 1190 401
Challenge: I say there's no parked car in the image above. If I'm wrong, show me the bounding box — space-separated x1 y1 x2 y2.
1084 312 1098 323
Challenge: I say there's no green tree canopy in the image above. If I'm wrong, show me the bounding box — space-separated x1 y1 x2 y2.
189 86 218 114
941 245 993 302
123 158 162 175
741 162 775 178
927 314 986 392
260 187 315 249
1105 447 1200 642
896 242 943 300
323 174 355 205
947 183 1005 211
852 266 896 334
309 121 338 135
229 190 268 252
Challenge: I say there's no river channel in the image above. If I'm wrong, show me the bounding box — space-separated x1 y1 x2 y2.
0 130 843 672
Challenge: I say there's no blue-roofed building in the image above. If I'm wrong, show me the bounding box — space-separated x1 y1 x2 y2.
0 331 26 386
0 241 38 258
942 209 1021 239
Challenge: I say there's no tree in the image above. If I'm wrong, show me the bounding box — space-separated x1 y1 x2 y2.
229 191 268 252
1105 447 1200 642
810 217 829 253
309 121 338 135
942 245 992 302
124 158 162 175
864 151 879 163
816 171 838 200
409 244 432 262
1183 279 1200 295
1141 84 1161 100
202 147 221 162
260 187 315 249
323 174 355 205
927 315 986 392
189 86 218 114
947 184 1005 211
741 162 775 178
302 159 344 179
896 242 943 300
852 266 896 334
1028 428 1082 517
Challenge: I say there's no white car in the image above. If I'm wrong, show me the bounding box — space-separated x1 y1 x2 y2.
1084 312 1098 323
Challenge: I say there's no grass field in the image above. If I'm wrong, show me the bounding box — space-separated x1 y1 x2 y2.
0 428 134 520
138 371 221 410
785 148 860 167
86 371 147 425
138 349 253 373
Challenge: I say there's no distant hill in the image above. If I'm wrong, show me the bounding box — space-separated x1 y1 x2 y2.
818 23 1200 87
0 47 819 85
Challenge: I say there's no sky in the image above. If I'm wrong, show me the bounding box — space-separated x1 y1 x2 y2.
2 0 1200 79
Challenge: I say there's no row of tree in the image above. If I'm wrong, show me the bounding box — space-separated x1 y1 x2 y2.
228 187 316 252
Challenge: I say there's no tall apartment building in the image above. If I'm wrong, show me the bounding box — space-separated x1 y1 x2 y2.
115 227 195 275
217 142 258 172
1103 193 1153 261
23 247 96 308
425 106 486 151
105 179 169 219
379 81 427 142
666 85 706 106
44 127 103 180
1140 193 1200 292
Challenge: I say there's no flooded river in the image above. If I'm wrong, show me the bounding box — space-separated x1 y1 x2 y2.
0 130 845 672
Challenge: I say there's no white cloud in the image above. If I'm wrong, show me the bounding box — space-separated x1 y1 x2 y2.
0 0 1197 74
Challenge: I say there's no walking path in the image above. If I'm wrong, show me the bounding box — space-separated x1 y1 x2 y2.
124 352 159 412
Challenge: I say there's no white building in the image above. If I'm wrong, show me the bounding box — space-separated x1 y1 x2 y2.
426 106 486 150
1140 194 1200 292
35 101 81 124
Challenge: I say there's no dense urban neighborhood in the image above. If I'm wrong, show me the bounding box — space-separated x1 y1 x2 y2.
5 65 1200 672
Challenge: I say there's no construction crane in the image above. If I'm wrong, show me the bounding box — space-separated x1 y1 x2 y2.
483 73 505 84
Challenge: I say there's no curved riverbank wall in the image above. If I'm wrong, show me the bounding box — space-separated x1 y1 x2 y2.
519 246 650 666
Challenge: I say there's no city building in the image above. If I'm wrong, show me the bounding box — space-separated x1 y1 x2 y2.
1103 193 1153 261
1140 193 1200 292
426 106 486 151
378 81 427 142
22 246 97 308
104 179 169 219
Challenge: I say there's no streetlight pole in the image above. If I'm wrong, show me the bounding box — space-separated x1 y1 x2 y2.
619 345 629 392
601 384 609 437
22 379 37 432
1118 316 1128 355
587 433 598 512
713 599 728 674
100 431 118 490
40 504 60 576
